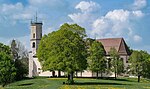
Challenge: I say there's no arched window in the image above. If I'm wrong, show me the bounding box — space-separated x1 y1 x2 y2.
32 42 35 48
33 33 35 38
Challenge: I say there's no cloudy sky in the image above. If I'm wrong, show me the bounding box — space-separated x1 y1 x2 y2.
0 0 150 52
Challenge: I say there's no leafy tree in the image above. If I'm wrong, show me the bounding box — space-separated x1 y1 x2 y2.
10 40 28 80
129 50 144 82
0 43 11 54
142 58 150 79
127 45 133 55
109 47 124 79
88 41 106 78
0 43 16 87
138 50 150 79
85 38 95 53
60 23 86 38
140 50 150 78
37 23 87 84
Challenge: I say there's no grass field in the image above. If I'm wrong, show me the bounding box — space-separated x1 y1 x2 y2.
1 77 150 89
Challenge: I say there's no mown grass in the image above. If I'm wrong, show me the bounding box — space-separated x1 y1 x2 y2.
1 77 150 89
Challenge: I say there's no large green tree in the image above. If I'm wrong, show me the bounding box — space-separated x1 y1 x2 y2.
37 23 87 84
139 50 150 79
129 50 150 81
109 48 124 79
88 41 106 78
0 43 16 87
129 50 144 82
10 40 28 80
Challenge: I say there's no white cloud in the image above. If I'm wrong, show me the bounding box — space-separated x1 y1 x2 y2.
75 1 100 13
0 1 59 49
105 9 130 22
68 1 100 31
1 2 23 14
29 0 49 4
133 35 142 42
91 9 144 41
68 13 94 25
132 10 144 18
69 1 145 43
132 0 147 10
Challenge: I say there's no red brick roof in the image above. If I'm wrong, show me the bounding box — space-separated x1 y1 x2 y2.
97 38 129 55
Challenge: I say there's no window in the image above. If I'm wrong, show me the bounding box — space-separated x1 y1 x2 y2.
40 33 42 38
32 42 35 48
33 33 35 38
126 59 128 63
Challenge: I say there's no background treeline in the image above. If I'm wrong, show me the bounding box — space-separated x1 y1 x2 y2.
0 40 28 87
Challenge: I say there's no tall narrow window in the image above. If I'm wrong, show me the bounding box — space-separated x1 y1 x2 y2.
33 33 35 38
32 42 35 48
40 33 42 38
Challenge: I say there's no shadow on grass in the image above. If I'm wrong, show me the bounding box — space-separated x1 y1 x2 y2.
76 77 135 82
105 78 134 82
18 83 34 86
73 82 129 85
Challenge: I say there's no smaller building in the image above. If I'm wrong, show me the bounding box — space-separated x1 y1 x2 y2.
97 38 130 68
76 38 130 77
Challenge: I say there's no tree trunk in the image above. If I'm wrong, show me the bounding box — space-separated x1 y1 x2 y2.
67 72 74 80
138 75 140 82
115 70 117 79
70 71 73 81
96 71 98 79
52 71 55 77
58 70 61 77
68 74 70 80
81 71 82 77
67 72 74 84
101 71 103 78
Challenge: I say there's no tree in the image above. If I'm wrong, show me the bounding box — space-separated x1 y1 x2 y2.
37 23 87 84
136 50 150 79
139 50 150 79
142 58 150 79
88 41 106 78
129 50 144 82
10 40 28 80
109 47 124 79
0 43 16 87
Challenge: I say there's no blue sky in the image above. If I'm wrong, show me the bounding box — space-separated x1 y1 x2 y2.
0 0 150 52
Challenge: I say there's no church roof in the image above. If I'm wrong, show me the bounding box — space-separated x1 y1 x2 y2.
97 38 130 55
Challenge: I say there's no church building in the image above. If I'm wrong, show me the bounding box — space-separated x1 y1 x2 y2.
28 21 130 77
28 20 52 77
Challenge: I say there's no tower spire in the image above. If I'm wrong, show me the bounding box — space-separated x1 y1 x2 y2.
35 12 37 23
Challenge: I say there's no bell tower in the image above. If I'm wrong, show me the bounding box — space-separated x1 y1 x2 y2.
30 17 42 55
29 14 43 77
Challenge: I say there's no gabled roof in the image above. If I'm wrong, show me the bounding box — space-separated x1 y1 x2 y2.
97 38 129 55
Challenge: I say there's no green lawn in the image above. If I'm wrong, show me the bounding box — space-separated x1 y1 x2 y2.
1 77 150 89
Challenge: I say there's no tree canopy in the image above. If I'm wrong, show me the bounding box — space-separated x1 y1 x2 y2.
109 47 124 79
88 40 106 78
0 43 16 87
129 50 150 82
37 23 87 83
